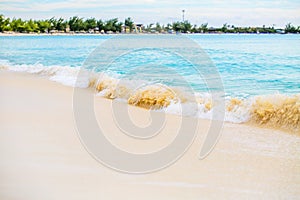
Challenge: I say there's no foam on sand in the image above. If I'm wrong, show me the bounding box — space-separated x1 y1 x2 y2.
1 63 299 134
250 94 300 132
128 85 178 109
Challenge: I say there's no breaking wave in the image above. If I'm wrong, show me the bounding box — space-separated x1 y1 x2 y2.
1 62 299 133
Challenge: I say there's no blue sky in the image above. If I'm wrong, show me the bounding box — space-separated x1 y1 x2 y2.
1 0 299 27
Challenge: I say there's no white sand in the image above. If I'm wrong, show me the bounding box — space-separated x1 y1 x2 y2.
0 71 300 200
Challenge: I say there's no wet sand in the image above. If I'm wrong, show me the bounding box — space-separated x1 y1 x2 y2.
0 71 299 199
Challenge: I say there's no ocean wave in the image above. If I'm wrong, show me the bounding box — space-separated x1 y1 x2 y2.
250 94 300 132
0 60 89 88
1 62 299 133
88 69 300 133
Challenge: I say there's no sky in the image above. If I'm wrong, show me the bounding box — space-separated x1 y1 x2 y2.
1 0 300 27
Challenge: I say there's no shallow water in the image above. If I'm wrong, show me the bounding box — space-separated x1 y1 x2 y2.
0 34 299 130
1 34 299 96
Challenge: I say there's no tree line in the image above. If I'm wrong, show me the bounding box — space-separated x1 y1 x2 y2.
0 14 299 34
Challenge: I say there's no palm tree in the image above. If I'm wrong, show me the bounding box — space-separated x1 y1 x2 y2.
97 20 105 32
125 17 134 32
24 19 38 32
68 16 85 31
85 18 97 31
221 23 228 32
145 23 153 32
182 21 192 33
191 24 198 33
56 18 67 31
0 14 11 32
104 18 119 32
172 21 182 32
200 23 208 33
10 18 25 32
37 20 51 33
155 22 162 33
285 23 296 33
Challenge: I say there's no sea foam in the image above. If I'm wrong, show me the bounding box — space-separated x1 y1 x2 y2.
1 62 299 133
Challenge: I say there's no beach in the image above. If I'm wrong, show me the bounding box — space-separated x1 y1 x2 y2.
1 71 300 199
1 0 300 198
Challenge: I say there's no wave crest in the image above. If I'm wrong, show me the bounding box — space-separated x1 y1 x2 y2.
251 94 300 132
1 62 299 133
128 85 178 109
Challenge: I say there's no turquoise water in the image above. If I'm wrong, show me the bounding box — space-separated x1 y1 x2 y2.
0 34 299 98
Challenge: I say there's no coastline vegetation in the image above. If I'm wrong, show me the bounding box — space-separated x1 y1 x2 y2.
0 14 299 34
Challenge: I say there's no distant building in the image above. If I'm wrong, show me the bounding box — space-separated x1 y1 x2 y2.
121 25 130 33
49 30 58 34
88 29 94 34
208 27 218 33
276 29 285 34
122 24 144 33
65 25 70 33
134 24 144 33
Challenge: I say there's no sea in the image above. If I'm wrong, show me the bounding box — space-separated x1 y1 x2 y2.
0 34 299 131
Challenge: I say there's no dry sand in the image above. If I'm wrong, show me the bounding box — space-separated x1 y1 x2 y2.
0 71 300 199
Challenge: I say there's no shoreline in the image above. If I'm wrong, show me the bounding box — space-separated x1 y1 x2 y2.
1 70 300 199
1 66 299 135
0 32 296 36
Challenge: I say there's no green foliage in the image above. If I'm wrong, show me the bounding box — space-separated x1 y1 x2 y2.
145 23 154 32
37 20 51 33
0 14 299 34
155 22 162 32
85 18 97 30
125 17 134 32
221 23 228 32
182 21 192 33
104 18 119 32
199 23 208 33
285 23 297 33
24 19 38 32
68 16 85 31
165 23 172 31
96 19 105 32
172 21 182 32
0 15 11 31
191 25 198 33
55 18 67 31
172 21 192 33
116 22 123 33
10 18 25 32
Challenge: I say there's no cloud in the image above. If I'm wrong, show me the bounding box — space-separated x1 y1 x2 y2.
1 0 299 27
0 0 27 2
